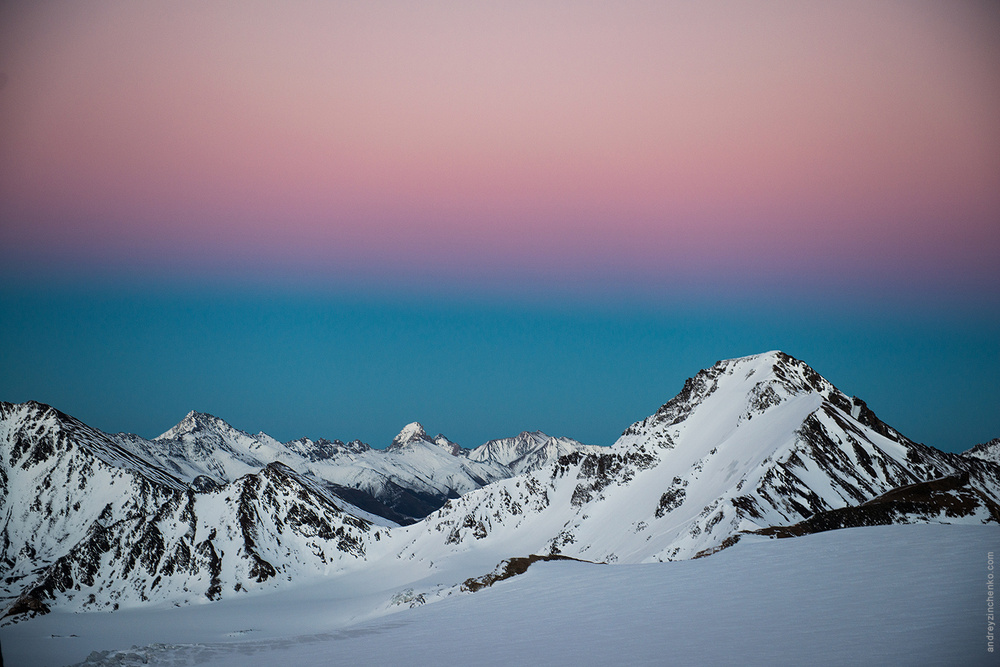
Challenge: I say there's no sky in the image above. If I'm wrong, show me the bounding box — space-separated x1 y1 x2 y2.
0 1 998 452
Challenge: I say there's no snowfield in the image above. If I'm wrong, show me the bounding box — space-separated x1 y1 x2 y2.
2 524 995 666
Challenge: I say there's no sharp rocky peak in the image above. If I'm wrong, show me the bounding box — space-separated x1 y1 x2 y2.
389 422 432 450
716 350 833 394
156 410 240 441
964 438 1000 465
433 434 463 456
387 422 464 455
619 350 866 443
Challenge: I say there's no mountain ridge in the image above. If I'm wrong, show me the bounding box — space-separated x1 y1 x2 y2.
107 413 589 523
3 350 998 625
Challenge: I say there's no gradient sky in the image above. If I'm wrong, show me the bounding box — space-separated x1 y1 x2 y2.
1 1 998 451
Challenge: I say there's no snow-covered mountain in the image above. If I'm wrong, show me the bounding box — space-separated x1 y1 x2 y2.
0 402 385 618
963 437 1000 465
0 402 184 614
111 413 591 523
3 350 998 628
467 431 602 474
130 413 511 522
397 351 1000 563
134 416 598 514
0 404 596 617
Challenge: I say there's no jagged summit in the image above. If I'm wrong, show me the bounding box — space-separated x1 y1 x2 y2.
964 438 1000 465
284 436 372 460
618 350 879 446
433 434 463 456
388 422 432 450
467 430 600 474
156 410 241 441
386 422 465 456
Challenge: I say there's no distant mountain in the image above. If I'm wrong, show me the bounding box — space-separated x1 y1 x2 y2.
963 437 1000 465
467 431 603 475
0 403 595 615
3 351 998 624
112 414 592 523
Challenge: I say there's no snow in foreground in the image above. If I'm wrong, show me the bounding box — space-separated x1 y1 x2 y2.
3 524 996 666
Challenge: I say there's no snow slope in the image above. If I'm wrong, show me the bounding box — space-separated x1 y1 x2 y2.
2 524 993 667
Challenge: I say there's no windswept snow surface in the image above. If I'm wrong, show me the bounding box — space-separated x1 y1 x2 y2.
2 525 995 666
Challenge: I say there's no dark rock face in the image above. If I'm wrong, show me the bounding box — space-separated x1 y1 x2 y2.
191 475 221 493
460 554 594 593
564 447 657 508
751 473 1000 538
656 478 688 518
619 364 725 441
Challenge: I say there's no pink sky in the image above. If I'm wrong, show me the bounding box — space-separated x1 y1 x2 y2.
1 1 998 292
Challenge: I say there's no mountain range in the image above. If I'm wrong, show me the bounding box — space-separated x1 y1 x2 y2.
2 350 997 626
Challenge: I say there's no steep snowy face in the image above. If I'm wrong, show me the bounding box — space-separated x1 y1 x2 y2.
399 352 1000 564
8 463 383 617
467 431 602 475
0 402 185 606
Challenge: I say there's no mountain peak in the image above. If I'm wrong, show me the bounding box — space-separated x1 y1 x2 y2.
387 423 466 455
156 410 236 441
964 438 1000 465
709 350 842 401
388 422 431 450
617 350 851 447
433 434 463 456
